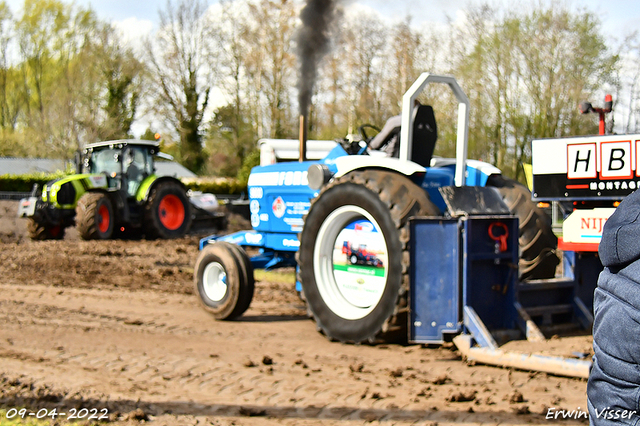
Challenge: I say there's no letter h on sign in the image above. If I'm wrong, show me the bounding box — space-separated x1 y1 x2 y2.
568 143 596 179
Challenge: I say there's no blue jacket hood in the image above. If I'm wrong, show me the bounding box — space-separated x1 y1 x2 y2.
599 189 640 267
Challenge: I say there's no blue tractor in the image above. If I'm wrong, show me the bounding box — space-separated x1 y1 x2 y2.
193 74 560 345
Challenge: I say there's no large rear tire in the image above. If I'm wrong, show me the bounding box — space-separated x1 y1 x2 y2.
76 192 114 240
486 175 559 280
144 181 192 239
27 218 65 240
194 241 255 320
297 170 439 344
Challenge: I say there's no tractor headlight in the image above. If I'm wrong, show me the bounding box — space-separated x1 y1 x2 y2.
307 164 333 190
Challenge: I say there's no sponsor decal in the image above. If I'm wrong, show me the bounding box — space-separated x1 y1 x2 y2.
88 174 107 188
282 238 300 248
331 219 387 309
562 208 615 244
248 171 309 187
244 232 263 244
272 196 286 218
249 187 263 199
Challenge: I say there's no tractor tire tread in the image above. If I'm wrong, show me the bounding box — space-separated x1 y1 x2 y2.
76 192 113 240
27 218 65 240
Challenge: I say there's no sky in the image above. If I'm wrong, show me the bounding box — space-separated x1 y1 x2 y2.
2 0 639 40
1 0 637 58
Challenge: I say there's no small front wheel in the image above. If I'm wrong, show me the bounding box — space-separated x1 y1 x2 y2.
193 241 254 320
27 218 65 240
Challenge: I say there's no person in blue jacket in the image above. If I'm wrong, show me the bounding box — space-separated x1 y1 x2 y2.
587 189 640 425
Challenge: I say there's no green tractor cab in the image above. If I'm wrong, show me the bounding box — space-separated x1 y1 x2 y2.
17 139 199 240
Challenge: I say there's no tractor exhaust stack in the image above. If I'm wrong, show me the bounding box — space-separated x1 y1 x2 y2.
299 114 308 162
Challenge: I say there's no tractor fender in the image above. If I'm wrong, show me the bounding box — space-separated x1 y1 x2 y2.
430 158 502 186
331 155 425 180
136 175 186 202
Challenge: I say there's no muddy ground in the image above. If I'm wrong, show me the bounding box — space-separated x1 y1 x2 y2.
0 200 593 425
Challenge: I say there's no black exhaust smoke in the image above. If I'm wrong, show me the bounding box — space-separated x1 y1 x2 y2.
296 0 337 161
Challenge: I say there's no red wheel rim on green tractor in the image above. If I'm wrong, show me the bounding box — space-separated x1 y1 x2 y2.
50 225 62 238
98 204 111 234
158 194 185 230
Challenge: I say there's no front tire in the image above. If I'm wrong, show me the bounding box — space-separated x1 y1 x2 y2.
297 170 438 344
27 219 65 240
76 192 114 240
194 241 255 320
144 181 192 239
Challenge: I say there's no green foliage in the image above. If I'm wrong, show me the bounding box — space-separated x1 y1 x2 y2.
0 171 68 192
182 177 247 195
0 0 144 160
96 24 144 140
0 172 247 195
237 148 260 183
146 0 212 176
0 409 50 426
449 4 617 182
140 128 159 141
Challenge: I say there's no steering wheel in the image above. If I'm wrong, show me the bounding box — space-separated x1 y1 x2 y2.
357 124 381 145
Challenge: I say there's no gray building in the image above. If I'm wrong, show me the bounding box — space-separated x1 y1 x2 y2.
0 157 196 178
0 157 68 175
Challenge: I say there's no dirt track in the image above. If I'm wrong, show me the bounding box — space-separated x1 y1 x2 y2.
0 200 592 425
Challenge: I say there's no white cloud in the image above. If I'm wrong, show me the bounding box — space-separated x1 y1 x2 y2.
112 16 154 55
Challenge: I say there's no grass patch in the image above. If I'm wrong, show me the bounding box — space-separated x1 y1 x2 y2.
254 268 296 284
0 409 51 426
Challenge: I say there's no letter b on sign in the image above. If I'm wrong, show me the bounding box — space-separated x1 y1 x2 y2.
601 141 632 179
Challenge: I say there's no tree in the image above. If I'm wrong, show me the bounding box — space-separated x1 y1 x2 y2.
96 24 144 140
341 11 387 129
15 0 107 158
205 0 258 176
451 4 617 180
145 0 214 174
245 0 296 139
0 2 19 131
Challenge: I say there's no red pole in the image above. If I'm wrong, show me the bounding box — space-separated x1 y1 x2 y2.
580 94 612 135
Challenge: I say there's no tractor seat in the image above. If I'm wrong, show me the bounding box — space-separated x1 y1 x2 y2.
411 104 438 168
368 104 437 167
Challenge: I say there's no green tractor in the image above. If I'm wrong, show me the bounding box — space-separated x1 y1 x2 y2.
18 139 194 240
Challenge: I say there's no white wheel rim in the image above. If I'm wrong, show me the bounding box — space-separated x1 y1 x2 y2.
313 205 388 320
203 262 227 302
